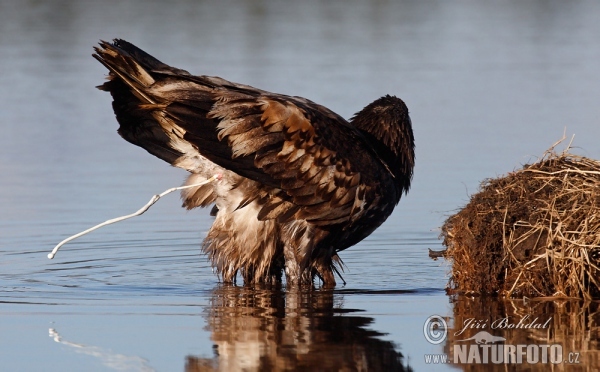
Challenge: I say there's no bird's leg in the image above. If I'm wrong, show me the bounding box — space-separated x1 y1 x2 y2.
268 253 285 284
283 243 301 286
314 258 336 288
241 266 254 284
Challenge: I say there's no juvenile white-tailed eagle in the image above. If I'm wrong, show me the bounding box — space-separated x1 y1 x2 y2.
93 39 415 287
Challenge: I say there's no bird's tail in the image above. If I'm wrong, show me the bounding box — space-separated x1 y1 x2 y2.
93 39 261 178
93 39 190 92
93 39 225 210
92 39 191 164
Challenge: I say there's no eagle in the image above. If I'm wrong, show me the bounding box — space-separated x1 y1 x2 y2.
93 39 415 287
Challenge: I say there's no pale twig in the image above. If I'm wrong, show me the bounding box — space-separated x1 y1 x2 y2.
47 174 222 259
563 134 576 155
521 168 600 177
540 130 567 160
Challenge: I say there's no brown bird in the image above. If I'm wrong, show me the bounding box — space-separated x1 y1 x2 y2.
93 39 415 287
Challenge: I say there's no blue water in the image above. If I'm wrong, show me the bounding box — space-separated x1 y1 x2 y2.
2 1 600 370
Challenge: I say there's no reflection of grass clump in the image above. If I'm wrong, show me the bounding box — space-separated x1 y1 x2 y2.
445 297 600 370
441 139 600 299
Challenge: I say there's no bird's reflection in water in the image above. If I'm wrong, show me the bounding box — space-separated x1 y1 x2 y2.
186 284 411 372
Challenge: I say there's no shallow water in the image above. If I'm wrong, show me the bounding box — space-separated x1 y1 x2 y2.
2 0 600 370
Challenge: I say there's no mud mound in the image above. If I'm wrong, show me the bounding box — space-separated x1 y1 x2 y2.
441 144 600 299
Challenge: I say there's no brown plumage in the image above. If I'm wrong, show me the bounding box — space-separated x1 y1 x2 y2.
93 39 415 287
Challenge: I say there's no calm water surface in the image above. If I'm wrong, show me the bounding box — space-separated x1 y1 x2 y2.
2 1 600 371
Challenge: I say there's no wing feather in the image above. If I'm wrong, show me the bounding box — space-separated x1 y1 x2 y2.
206 96 390 225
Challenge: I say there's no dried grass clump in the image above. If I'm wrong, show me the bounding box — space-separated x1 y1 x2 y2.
441 139 600 299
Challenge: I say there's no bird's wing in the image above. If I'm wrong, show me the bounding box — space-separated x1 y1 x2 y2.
165 86 389 226
211 94 390 225
94 40 391 226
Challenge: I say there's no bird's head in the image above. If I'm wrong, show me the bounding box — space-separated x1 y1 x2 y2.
350 95 415 199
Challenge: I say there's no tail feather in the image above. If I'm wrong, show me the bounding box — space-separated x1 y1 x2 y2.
93 41 183 164
94 39 188 88
94 40 267 181
93 41 156 100
102 39 171 71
